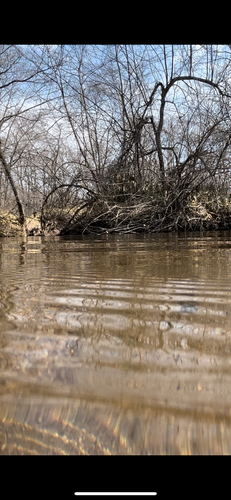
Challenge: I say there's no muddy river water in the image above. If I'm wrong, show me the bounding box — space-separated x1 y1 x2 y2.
1 231 231 454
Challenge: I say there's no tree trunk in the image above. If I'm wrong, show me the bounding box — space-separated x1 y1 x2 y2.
0 138 26 233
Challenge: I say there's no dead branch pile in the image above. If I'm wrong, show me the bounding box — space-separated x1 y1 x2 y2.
40 181 231 235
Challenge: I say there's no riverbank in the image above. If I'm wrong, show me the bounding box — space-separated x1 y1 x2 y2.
59 187 231 235
0 212 42 237
1 186 231 236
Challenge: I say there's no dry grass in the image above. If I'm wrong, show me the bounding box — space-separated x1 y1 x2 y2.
0 211 41 237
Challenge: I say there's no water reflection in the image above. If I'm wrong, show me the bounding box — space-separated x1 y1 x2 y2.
1 232 231 453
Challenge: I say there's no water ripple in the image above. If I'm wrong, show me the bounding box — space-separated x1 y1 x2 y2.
1 233 231 453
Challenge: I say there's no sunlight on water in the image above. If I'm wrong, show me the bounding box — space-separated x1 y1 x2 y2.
1 231 231 453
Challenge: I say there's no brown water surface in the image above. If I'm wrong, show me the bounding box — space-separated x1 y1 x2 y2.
1 231 231 454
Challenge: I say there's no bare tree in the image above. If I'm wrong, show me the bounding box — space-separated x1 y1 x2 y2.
0 45 62 232
1 45 231 235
